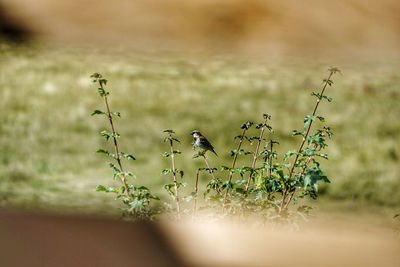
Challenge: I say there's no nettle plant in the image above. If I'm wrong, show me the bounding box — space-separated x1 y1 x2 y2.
90 67 340 221
90 73 158 220
190 67 341 219
162 130 185 219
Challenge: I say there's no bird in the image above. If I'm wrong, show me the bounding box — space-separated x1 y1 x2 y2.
190 130 218 156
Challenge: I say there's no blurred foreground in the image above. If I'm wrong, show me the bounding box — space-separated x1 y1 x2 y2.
1 209 399 267
1 0 400 58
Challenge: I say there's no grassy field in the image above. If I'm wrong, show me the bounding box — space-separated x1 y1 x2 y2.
0 41 399 217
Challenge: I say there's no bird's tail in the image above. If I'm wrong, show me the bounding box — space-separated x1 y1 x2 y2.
211 149 218 157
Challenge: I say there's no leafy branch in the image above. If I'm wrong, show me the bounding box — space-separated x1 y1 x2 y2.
223 121 253 208
279 67 340 212
245 114 272 192
163 130 182 219
91 73 130 200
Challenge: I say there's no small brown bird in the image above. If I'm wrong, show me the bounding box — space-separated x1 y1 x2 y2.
190 130 218 156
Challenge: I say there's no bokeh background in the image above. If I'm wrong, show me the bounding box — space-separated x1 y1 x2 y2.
0 0 399 218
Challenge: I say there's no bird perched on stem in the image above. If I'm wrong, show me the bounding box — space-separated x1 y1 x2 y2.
190 130 218 156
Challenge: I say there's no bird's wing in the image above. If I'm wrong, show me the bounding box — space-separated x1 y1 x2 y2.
200 136 214 150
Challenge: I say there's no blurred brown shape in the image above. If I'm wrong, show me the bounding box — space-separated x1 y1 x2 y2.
0 0 399 55
164 219 400 267
0 3 30 41
0 209 183 267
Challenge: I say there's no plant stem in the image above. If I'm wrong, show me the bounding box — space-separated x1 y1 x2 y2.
99 80 130 200
222 128 248 208
168 133 181 220
202 154 221 195
192 169 200 220
267 141 275 199
280 71 334 212
245 118 269 192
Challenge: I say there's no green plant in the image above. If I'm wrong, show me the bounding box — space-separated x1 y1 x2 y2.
222 121 253 208
90 73 158 220
279 67 340 212
245 114 272 192
162 130 184 219
219 67 340 219
193 150 221 195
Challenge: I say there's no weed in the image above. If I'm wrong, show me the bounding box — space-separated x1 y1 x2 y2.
90 73 158 220
162 130 183 219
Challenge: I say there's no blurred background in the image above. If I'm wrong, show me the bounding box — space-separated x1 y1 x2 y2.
0 0 399 217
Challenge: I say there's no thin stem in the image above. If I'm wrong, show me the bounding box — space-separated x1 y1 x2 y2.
223 128 247 207
192 169 200 220
202 154 221 195
245 119 268 192
280 71 334 212
99 80 130 200
267 141 274 199
268 141 274 180
168 133 181 220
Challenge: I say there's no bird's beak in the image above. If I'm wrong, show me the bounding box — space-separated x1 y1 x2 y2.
190 131 194 135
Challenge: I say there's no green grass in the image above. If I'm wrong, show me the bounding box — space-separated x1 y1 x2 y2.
0 41 399 215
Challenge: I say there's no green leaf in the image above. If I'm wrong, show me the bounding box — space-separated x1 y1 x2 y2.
304 115 316 129
255 123 264 129
120 152 135 160
112 112 121 117
96 149 109 154
90 73 102 78
220 166 231 171
263 113 271 120
162 152 170 157
163 183 175 196
241 121 254 130
230 149 244 157
193 150 206 159
323 79 333 86
109 162 120 173
91 110 105 116
100 130 120 141
97 88 106 97
124 171 134 177
303 167 330 192
277 170 285 179
100 78 108 85
105 187 119 193
95 185 106 191
161 168 172 175
292 130 305 136
284 150 299 160
304 148 316 157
